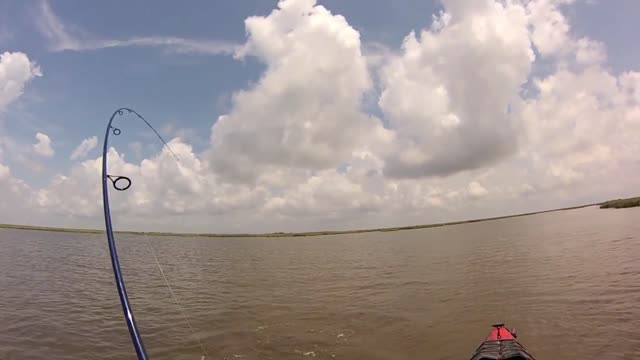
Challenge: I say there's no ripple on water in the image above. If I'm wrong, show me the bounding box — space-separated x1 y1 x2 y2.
1 207 639 359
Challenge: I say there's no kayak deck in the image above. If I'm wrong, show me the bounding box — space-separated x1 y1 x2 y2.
469 324 535 360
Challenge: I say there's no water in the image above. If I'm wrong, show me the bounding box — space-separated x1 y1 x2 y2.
1 206 639 359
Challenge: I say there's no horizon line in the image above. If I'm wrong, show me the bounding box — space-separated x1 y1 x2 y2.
0 203 602 238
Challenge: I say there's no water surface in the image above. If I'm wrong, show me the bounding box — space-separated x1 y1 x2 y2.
1 206 639 359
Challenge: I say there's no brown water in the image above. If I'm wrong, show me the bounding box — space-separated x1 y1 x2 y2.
1 206 639 359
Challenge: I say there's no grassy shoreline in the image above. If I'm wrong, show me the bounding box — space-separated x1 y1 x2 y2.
599 196 640 209
0 203 600 238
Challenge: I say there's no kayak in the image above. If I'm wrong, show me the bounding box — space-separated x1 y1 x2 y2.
469 324 536 360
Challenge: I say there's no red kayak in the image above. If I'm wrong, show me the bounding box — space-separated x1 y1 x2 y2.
469 324 536 360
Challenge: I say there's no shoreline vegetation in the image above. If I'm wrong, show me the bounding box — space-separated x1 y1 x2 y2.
599 196 640 209
1 201 623 238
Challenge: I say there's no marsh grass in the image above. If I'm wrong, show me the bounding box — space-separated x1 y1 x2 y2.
0 203 598 238
599 196 640 209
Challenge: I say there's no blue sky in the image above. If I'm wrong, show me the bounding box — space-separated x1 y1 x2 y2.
0 0 638 232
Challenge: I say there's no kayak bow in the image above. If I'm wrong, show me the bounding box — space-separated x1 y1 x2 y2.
469 324 535 360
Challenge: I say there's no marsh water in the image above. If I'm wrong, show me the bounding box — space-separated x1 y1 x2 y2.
1 206 639 359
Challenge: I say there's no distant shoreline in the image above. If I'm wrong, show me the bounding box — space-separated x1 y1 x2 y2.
0 203 604 238
599 196 640 209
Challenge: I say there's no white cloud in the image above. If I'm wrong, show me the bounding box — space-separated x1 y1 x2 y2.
378 0 534 178
94 37 238 56
527 0 573 57
0 162 9 179
0 161 38 225
32 132 54 157
36 0 80 51
468 181 488 198
35 140 267 225
208 0 390 182
0 52 42 110
263 169 384 218
70 136 97 160
27 140 472 232
1 0 639 233
520 66 640 189
36 0 238 55
527 1 607 67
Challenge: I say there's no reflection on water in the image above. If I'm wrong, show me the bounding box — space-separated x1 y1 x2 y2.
1 206 639 359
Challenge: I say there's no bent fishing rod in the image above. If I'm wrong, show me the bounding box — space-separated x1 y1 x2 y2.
101 108 179 360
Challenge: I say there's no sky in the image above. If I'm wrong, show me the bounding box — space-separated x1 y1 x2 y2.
0 0 639 233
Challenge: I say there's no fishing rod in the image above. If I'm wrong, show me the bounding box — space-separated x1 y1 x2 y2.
101 108 179 360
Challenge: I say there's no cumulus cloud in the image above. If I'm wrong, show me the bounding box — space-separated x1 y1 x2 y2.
0 162 9 179
36 0 238 55
0 161 39 225
0 52 42 110
29 140 480 232
521 66 640 189
36 140 268 227
208 0 390 182
379 0 534 178
70 136 97 160
468 181 488 198
32 132 54 157
527 0 607 68
527 0 573 57
2 0 639 233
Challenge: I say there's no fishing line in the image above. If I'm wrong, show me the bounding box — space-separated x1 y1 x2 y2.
145 234 210 360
